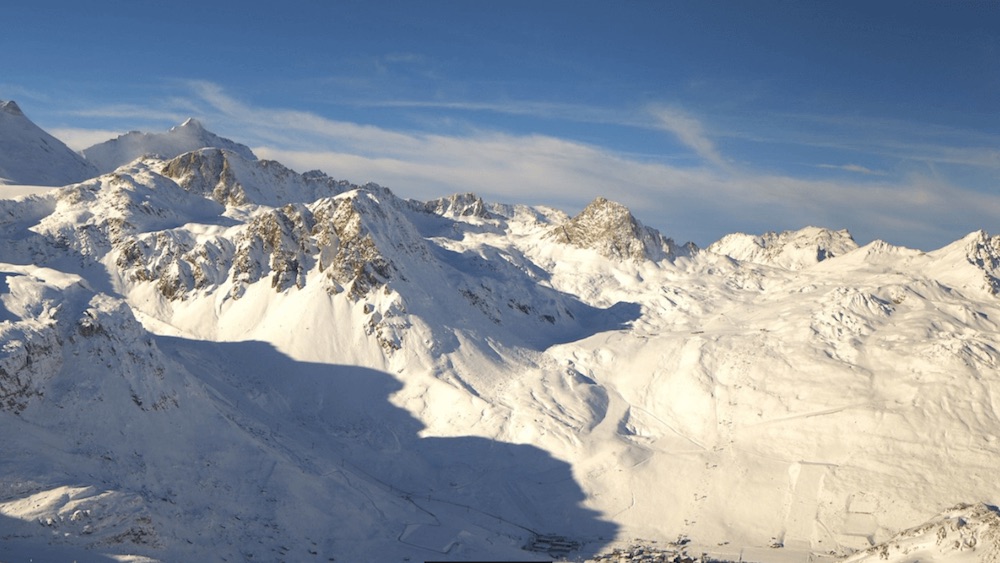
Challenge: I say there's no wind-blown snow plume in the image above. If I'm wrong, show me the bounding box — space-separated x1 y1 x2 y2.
82 118 257 174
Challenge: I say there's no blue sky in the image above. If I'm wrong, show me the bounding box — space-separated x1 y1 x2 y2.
3 1 998 250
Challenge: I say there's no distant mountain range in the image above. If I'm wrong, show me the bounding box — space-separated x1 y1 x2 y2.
3 100 1000 563
0 101 253 185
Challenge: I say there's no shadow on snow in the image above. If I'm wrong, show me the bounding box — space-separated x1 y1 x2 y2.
158 335 619 561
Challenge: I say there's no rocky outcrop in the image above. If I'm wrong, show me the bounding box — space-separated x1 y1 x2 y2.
0 322 59 414
0 268 178 414
230 203 317 297
422 192 492 219
312 195 395 299
158 148 352 207
958 230 1000 295
547 197 692 262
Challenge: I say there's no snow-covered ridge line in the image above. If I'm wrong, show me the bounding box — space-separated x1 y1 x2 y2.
707 226 858 270
0 99 98 186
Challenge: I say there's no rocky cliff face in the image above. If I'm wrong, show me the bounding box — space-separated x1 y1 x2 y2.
22 151 409 307
422 192 492 219
546 196 693 262
955 230 1000 295
0 265 181 416
156 148 353 207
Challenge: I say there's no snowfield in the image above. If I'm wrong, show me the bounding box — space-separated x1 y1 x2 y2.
2 106 1000 562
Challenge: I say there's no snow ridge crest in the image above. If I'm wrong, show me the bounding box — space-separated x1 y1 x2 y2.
0 99 99 185
0 99 24 116
708 226 858 270
155 148 352 207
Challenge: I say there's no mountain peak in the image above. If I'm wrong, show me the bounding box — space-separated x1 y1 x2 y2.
0 100 24 116
155 147 359 207
576 197 634 225
547 196 687 262
83 119 257 174
422 192 492 219
176 117 205 131
0 99 98 185
927 229 1000 294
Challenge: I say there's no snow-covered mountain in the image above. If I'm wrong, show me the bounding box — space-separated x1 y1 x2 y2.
82 118 257 174
3 118 1000 562
708 226 858 270
0 100 98 185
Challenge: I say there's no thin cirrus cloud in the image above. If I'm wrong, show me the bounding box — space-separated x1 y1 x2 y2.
816 163 888 176
731 111 1000 172
57 81 1000 250
49 128 131 152
649 106 728 169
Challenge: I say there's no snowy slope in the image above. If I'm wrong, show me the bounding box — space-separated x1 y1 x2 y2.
532 236 1000 555
82 119 257 174
0 100 98 186
844 504 1000 563
3 126 1000 562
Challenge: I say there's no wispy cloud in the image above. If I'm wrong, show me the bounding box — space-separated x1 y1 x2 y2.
48 128 126 151
348 98 649 129
817 163 888 176
67 103 193 124
722 111 1000 172
649 106 727 168
381 52 426 65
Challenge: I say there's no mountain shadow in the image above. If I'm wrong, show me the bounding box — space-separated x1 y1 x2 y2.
0 512 121 563
156 335 619 561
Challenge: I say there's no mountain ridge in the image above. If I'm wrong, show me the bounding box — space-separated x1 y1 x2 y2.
708 225 858 270
82 117 257 174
